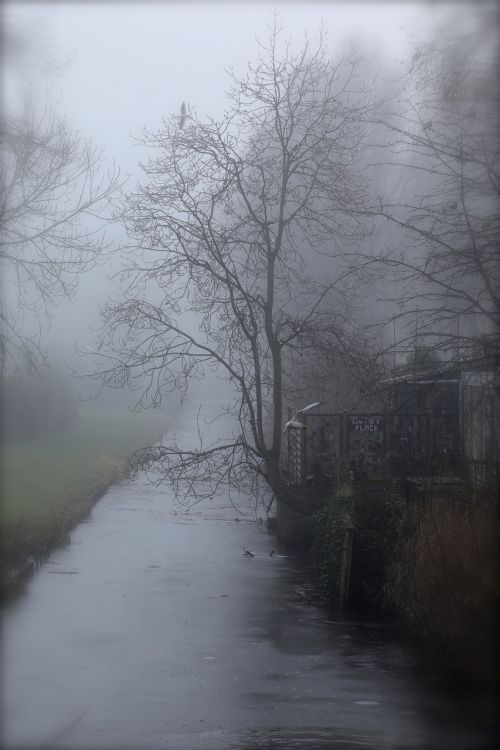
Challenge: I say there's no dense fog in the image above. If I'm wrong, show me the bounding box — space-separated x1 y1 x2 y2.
2 6 499 746
1 1 497 425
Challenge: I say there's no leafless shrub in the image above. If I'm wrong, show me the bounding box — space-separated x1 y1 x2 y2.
386 487 499 685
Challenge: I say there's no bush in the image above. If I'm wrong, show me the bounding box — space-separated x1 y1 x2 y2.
311 483 404 609
310 491 354 604
385 488 499 686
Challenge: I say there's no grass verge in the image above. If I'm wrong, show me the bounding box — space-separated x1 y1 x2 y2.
0 407 165 598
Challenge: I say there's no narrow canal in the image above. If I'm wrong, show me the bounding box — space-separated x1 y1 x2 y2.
1 405 494 749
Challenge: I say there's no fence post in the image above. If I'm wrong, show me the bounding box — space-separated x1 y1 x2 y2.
344 411 350 466
302 413 308 483
287 406 292 481
383 413 388 478
340 411 346 472
340 526 354 610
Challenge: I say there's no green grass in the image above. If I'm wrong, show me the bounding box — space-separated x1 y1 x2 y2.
1 407 165 523
0 407 165 588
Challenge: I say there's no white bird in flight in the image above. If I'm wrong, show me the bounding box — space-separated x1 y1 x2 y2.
282 402 321 445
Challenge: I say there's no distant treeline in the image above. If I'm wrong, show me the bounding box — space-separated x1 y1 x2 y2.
1 368 78 441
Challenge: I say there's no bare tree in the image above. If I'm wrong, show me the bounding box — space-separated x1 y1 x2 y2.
366 11 499 364
281 314 385 414
0 95 121 373
94 23 375 507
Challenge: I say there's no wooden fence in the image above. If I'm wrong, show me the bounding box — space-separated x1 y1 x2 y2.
284 410 497 491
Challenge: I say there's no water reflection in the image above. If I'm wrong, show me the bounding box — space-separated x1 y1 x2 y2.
1 406 496 749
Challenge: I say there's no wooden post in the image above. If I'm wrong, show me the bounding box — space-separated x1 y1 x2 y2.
383 413 388 478
287 406 292 480
339 526 354 610
426 411 431 477
341 411 347 470
302 412 308 483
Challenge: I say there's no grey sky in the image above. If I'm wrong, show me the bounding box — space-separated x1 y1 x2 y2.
5 2 447 175
2 1 481 371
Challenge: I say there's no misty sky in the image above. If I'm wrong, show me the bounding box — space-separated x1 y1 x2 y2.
6 1 453 174
2 1 481 373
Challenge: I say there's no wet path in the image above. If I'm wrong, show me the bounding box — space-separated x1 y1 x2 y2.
1 410 494 749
